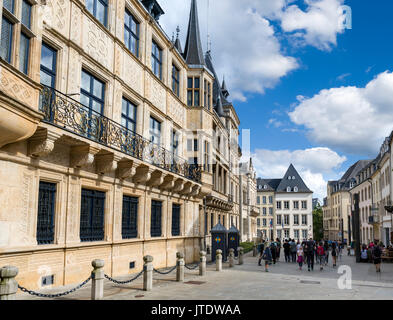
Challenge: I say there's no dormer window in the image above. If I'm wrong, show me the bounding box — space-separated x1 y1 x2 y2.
294 186 298 192
264 185 267 190
288 176 291 180
287 186 291 192
292 176 295 180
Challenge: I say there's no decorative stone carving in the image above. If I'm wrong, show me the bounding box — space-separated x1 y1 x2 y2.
180 182 192 195
95 153 121 174
27 128 61 158
70 145 100 168
190 185 201 197
160 175 175 190
147 170 165 188
117 160 136 180
172 179 185 193
133 165 152 185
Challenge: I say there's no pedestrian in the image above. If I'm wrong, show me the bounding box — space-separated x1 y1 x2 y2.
305 238 315 271
257 240 265 266
290 238 297 263
276 238 281 262
283 239 291 262
270 241 277 264
373 242 383 273
297 246 304 270
296 240 301 251
331 242 338 267
262 243 273 272
324 240 329 265
317 242 325 270
360 244 368 263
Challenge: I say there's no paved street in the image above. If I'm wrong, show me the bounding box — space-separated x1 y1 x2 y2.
16 251 393 300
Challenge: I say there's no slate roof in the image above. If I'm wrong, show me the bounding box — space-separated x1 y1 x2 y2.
210 223 228 233
276 164 312 193
257 164 312 193
183 0 205 66
329 159 372 192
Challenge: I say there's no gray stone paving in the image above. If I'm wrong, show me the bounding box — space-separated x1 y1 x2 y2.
16 252 393 300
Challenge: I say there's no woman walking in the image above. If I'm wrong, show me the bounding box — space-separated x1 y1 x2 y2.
297 245 304 270
331 242 338 267
262 243 273 272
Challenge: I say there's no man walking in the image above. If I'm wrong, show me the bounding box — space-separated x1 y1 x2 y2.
290 238 297 263
258 240 265 266
324 240 329 265
283 239 291 262
305 238 316 271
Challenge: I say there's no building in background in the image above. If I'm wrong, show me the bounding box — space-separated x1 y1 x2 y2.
312 198 320 210
0 0 245 289
256 164 313 242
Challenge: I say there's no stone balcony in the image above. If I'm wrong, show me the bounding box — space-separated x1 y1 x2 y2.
26 86 206 197
205 195 234 211
250 205 259 217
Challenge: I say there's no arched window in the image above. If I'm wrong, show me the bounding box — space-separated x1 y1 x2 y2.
294 186 298 192
286 186 291 192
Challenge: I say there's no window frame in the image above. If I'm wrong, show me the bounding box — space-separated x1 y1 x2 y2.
80 188 106 242
124 8 139 57
121 195 138 239
149 116 161 145
36 181 57 245
0 16 13 63
40 42 57 88
86 0 108 27
80 69 106 115
172 64 180 97
151 40 162 80
121 97 137 133
19 31 30 75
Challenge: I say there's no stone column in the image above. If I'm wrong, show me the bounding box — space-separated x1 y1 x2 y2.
143 255 153 291
91 259 105 300
253 243 257 257
0 266 19 300
229 249 235 268
216 249 222 271
238 247 244 265
176 252 185 282
199 251 207 276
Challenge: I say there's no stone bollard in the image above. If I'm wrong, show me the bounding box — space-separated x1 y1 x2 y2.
143 255 153 291
229 249 235 268
176 252 185 282
91 259 105 300
199 251 206 276
0 266 19 300
238 247 244 265
216 249 222 271
253 244 257 257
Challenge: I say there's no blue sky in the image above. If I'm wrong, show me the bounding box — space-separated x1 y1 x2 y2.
160 0 393 200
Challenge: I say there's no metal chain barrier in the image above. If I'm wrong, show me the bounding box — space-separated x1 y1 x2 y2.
104 270 144 285
18 276 91 298
185 262 200 270
153 266 177 275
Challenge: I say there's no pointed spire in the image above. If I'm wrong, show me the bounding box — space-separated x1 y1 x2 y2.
222 76 229 98
174 26 183 54
184 0 205 66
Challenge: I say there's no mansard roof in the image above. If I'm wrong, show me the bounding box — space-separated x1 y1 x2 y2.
183 0 205 66
257 178 281 192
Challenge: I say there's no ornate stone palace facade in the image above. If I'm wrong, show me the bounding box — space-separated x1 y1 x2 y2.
0 0 253 289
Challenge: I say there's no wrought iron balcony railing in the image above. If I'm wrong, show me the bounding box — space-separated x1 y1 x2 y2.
40 86 201 183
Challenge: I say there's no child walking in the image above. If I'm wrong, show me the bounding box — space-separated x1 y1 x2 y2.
262 243 273 272
297 246 304 270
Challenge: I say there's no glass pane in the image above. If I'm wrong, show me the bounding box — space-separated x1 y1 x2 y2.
131 18 137 34
131 36 136 55
96 1 106 26
19 33 29 74
194 91 200 106
122 99 128 115
124 11 130 28
93 78 103 99
0 18 12 63
121 117 127 128
92 100 102 114
21 0 32 28
86 0 94 14
41 44 55 71
187 77 193 89
3 0 14 13
187 91 192 106
81 71 91 92
124 29 130 49
194 78 200 89
40 70 53 87
80 94 90 108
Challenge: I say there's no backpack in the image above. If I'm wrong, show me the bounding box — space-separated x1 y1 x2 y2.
317 246 325 256
373 246 382 258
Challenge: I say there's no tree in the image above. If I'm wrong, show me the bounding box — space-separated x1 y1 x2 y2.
313 203 323 241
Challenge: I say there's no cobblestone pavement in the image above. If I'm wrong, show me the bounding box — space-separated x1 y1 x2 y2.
17 252 393 300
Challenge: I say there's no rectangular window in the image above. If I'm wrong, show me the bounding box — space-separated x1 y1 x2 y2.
86 0 108 27
187 77 200 106
207 82 211 109
124 9 139 56
302 230 308 239
151 200 162 237
172 204 181 236
171 130 179 156
263 196 267 204
276 201 281 210
37 182 56 245
194 139 198 151
284 215 289 225
269 196 273 204
3 0 15 13
122 196 138 239
269 207 273 215
277 215 282 225
294 230 299 239
293 201 299 210
302 201 307 209
194 77 200 106
277 230 282 240
257 196 260 204
40 43 57 88
121 98 137 132
263 207 267 215
19 32 30 74
257 218 260 227
284 201 289 210
187 77 193 106
80 70 105 114
80 189 105 242
149 116 161 144
204 80 207 107
21 0 32 29
205 212 208 234
211 213 214 230
302 214 307 225
284 229 290 238
151 40 162 80
172 64 180 97
294 215 299 225
0 17 13 63
263 218 267 227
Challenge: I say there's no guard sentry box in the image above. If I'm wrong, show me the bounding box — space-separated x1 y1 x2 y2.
210 223 228 262
228 225 240 257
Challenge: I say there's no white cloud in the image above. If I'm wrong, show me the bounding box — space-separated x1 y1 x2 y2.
280 0 346 50
251 147 346 200
159 0 346 101
289 71 393 155
336 73 351 81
